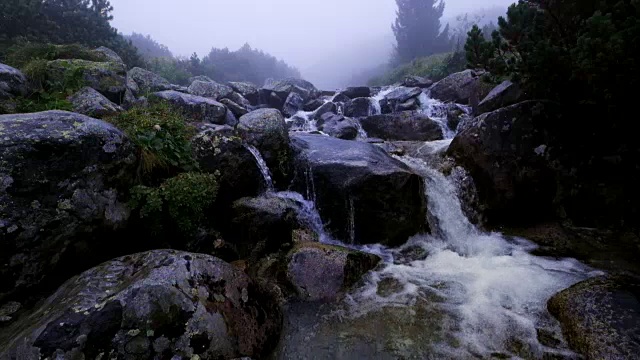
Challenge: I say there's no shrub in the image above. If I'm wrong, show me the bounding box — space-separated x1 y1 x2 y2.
3 43 106 69
130 172 219 235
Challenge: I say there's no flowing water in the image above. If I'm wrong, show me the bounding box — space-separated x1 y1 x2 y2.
244 144 275 192
272 140 599 359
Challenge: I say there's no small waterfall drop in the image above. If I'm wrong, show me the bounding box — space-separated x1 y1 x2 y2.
244 144 275 192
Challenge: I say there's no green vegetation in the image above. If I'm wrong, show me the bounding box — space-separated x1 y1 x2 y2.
3 43 106 68
130 172 219 235
368 52 465 86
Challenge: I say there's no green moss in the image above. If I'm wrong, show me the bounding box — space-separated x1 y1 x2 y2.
4 43 106 69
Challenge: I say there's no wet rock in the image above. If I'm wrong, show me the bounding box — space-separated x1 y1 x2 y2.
291 133 426 246
150 90 227 124
0 250 283 359
448 101 560 225
238 109 292 188
47 59 127 103
344 97 374 117
360 111 444 141
68 86 123 118
303 98 324 112
337 87 371 99
287 242 380 301
429 69 492 105
403 75 433 88
188 80 233 100
548 275 640 360
320 113 358 140
220 98 249 118
385 87 422 104
229 82 260 105
478 80 524 115
0 111 136 306
126 67 172 95
312 101 337 121
396 97 420 112
283 92 304 118
331 93 351 104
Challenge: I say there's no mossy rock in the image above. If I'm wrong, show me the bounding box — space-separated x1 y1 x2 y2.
45 59 127 103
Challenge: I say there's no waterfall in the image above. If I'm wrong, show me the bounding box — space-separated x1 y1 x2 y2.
417 92 470 139
272 191 333 244
244 144 275 192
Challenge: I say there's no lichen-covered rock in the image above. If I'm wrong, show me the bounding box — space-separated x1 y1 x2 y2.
220 98 249 118
46 59 126 103
229 82 259 105
126 67 172 95
238 109 292 188
188 80 233 100
548 275 640 360
0 111 136 306
287 242 380 301
150 90 227 124
429 69 492 105
290 133 426 246
0 250 283 359
282 92 304 118
224 91 252 108
344 97 374 118
477 80 524 115
92 46 124 65
360 111 444 141
68 86 123 118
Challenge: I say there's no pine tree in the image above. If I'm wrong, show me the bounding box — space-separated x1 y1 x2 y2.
392 0 451 64
464 25 494 69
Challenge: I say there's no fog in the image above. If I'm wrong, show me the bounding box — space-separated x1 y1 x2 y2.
110 0 513 89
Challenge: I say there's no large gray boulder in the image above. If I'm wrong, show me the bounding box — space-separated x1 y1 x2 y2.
402 75 433 88
259 78 319 110
0 111 136 307
336 86 371 99
228 82 259 105
0 63 28 113
220 98 249 118
238 109 293 188
150 90 228 124
291 133 426 246
344 97 374 118
548 275 640 360
92 46 124 65
68 86 123 118
312 101 337 121
385 87 422 104
320 113 358 140
477 80 524 114
188 80 233 100
126 67 172 95
448 101 559 224
47 59 127 103
360 111 444 141
429 69 493 105
0 250 283 359
282 92 304 118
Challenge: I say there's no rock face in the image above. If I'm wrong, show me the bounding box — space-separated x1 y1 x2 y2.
344 97 374 118
291 133 426 246
477 80 524 115
0 250 283 359
320 114 358 140
47 59 126 103
429 69 492 105
337 87 371 99
68 86 123 118
126 67 172 95
228 82 259 105
238 109 292 188
0 63 28 113
0 111 136 306
188 80 233 100
151 90 228 124
548 275 640 360
360 111 444 141
287 242 380 301
283 92 304 118
448 101 559 224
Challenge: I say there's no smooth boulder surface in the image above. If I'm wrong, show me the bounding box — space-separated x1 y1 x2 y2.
47 59 126 103
429 69 492 105
229 82 259 105
238 109 292 188
0 63 28 113
151 90 228 124
360 111 444 141
0 111 136 306
548 275 640 360
448 101 559 224
126 67 172 95
291 133 426 246
0 250 283 359
188 80 233 100
287 242 381 301
68 86 123 118
477 80 524 115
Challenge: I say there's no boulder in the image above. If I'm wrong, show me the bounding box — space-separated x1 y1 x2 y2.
92 46 124 65
228 82 259 105
283 92 304 118
0 63 28 113
344 97 373 118
429 69 492 105
150 90 227 124
477 80 524 114
320 114 358 140
286 242 381 301
169 84 189 93
126 67 172 95
189 75 215 84
360 111 444 141
220 98 249 118
47 59 126 103
68 86 123 118
0 111 136 306
303 98 324 112
331 93 351 104
396 97 419 112
260 78 319 109
224 91 252 108
238 109 293 188
312 101 337 121
385 87 422 104
0 250 283 359
402 75 433 88
290 133 426 246
188 80 233 100
548 275 640 360
448 101 560 224
337 87 371 99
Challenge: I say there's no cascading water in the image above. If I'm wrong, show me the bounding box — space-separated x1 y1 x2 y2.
244 144 275 192
418 92 469 139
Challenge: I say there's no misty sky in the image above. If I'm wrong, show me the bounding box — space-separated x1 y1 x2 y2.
110 0 513 87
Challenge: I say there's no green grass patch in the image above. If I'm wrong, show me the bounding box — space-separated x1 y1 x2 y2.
369 52 466 86
3 42 106 69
